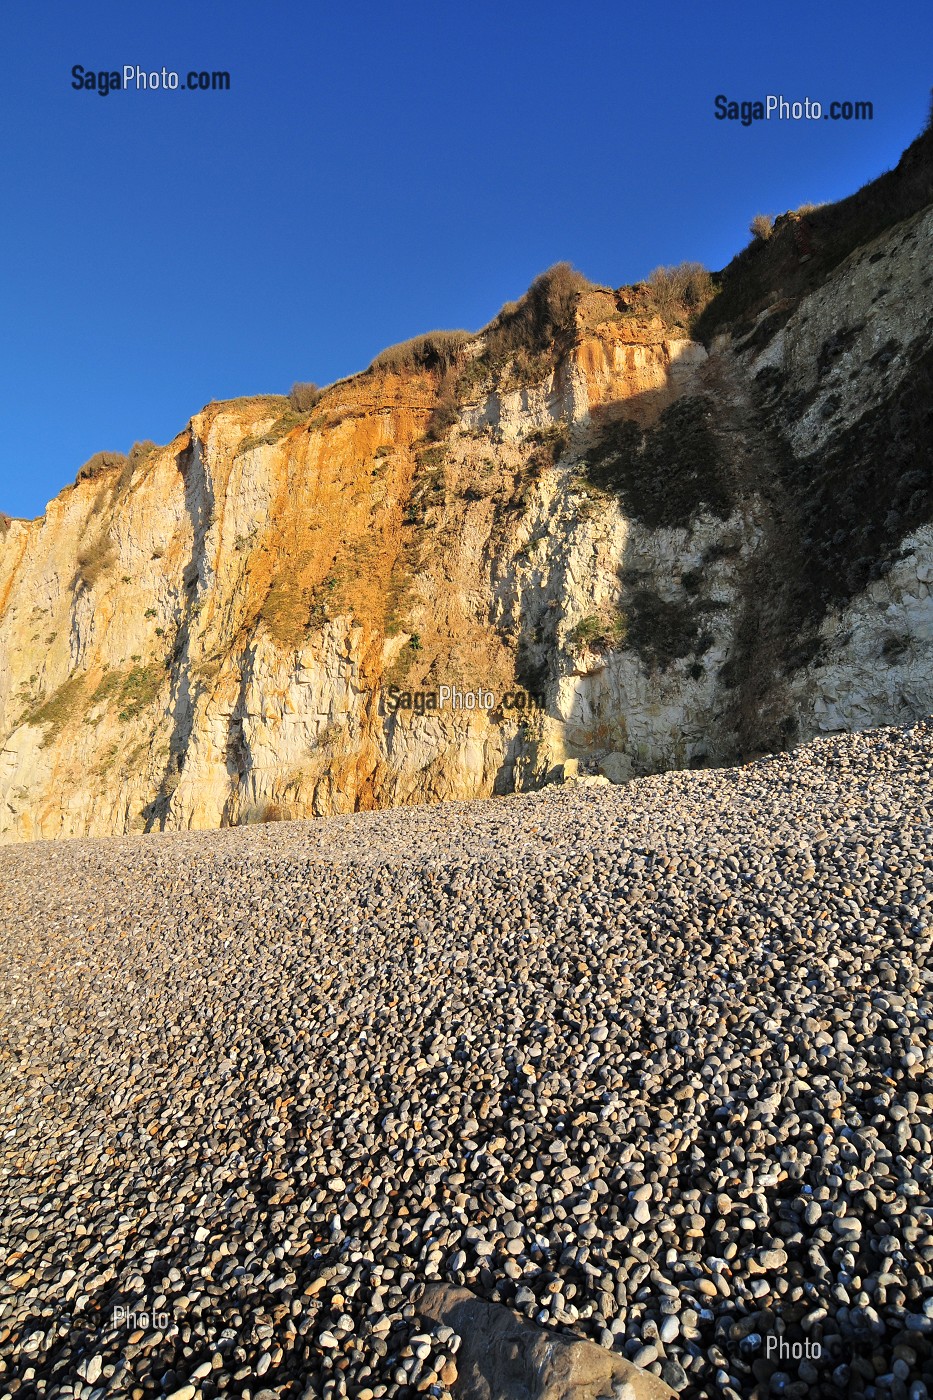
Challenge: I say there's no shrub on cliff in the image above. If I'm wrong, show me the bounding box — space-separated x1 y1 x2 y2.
127 440 158 469
288 382 322 412
569 613 627 651
482 262 593 364
425 377 461 440
644 263 715 325
113 440 160 495
750 213 775 240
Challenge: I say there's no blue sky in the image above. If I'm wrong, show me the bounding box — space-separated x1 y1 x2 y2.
1 0 931 519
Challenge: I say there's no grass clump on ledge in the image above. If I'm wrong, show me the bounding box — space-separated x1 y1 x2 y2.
76 534 117 589
75 451 126 485
25 673 88 747
117 664 164 722
568 613 627 652
369 331 473 376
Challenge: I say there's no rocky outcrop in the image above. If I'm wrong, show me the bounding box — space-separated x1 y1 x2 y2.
1 142 932 843
416 1284 675 1400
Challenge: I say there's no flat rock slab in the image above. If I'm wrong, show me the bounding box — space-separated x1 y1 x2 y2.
417 1283 676 1400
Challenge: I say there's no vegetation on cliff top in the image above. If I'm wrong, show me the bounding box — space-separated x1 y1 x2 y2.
621 263 716 331
480 262 592 362
288 382 323 412
367 264 596 440
75 450 126 484
694 107 933 343
74 439 160 491
369 331 473 376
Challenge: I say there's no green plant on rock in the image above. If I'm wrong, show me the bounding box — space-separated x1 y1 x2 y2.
118 664 164 722
25 673 88 747
569 613 627 651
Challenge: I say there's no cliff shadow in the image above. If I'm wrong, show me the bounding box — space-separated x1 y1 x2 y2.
494 361 810 789
142 436 215 832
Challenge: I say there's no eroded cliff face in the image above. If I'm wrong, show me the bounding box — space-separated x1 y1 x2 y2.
1 203 931 842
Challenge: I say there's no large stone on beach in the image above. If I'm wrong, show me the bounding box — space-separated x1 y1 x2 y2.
417 1283 676 1400
598 752 634 786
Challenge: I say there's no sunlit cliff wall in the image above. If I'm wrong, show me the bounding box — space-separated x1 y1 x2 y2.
1 192 931 841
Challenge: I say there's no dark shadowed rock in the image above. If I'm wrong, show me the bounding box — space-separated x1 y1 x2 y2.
417 1283 676 1400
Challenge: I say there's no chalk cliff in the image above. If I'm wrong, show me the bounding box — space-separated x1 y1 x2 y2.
1 126 931 841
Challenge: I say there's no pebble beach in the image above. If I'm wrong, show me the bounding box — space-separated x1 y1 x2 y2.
1 719 932 1400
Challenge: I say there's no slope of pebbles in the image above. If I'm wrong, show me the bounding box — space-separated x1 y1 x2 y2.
1 720 932 1400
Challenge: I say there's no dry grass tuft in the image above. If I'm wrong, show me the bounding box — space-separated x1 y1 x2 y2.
644 263 715 325
76 534 117 589
75 451 126 484
288 383 322 412
749 213 775 241
370 331 472 376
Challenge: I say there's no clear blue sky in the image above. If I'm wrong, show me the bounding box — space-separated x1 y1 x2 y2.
1 0 931 519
